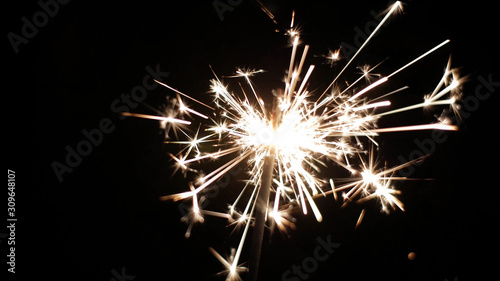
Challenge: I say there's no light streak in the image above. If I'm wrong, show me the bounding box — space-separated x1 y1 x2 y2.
318 1 403 101
121 112 191 125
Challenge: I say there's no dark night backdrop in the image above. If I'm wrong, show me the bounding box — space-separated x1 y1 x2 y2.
4 0 498 280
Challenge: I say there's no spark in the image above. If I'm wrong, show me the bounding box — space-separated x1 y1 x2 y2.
355 209 366 229
121 112 191 125
319 0 403 101
209 247 248 281
324 48 342 67
124 1 462 279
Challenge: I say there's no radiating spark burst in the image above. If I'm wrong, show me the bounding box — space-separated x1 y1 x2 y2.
322 48 342 67
123 2 462 279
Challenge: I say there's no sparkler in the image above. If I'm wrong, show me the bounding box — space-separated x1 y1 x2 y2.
123 1 462 280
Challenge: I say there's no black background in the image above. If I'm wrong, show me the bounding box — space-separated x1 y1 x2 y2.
4 0 499 280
